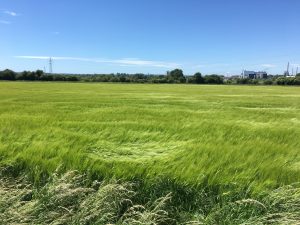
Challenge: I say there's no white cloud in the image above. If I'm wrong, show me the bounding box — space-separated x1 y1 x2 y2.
2 10 19 16
261 64 276 68
110 58 180 68
194 63 229 68
194 64 205 68
211 63 230 67
15 56 180 68
3 10 17 16
16 56 50 60
52 31 60 35
0 20 11 24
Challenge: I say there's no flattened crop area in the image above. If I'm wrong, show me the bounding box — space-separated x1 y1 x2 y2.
0 82 299 189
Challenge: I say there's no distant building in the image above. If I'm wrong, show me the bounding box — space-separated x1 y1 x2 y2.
241 70 267 79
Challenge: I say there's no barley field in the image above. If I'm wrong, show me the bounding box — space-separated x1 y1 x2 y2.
0 82 300 224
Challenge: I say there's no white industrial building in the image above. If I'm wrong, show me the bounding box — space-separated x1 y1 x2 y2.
241 70 268 79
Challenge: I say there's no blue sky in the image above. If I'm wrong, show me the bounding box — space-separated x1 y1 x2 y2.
0 0 299 75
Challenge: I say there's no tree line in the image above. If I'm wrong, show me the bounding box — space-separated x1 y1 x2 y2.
0 68 299 85
226 75 300 85
0 68 223 84
0 69 79 81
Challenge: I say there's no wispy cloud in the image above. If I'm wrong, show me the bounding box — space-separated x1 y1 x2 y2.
16 56 50 60
4 10 17 16
193 63 229 68
194 64 205 68
261 64 276 68
0 20 11 24
15 56 180 68
52 31 60 35
110 58 180 68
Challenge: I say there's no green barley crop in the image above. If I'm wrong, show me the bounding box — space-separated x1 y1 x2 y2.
0 82 299 224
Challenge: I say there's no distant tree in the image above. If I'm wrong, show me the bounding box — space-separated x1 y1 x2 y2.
40 74 54 81
53 75 66 81
17 70 44 81
193 72 204 84
204 75 223 84
295 76 300 85
225 79 233 84
17 71 30 80
275 77 286 85
263 79 273 85
0 69 16 80
274 77 300 85
250 79 259 85
35 70 44 79
65 76 79 81
118 75 127 82
236 78 250 84
167 69 186 83
296 73 300 77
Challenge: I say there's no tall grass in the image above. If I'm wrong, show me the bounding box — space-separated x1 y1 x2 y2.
1 170 300 224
